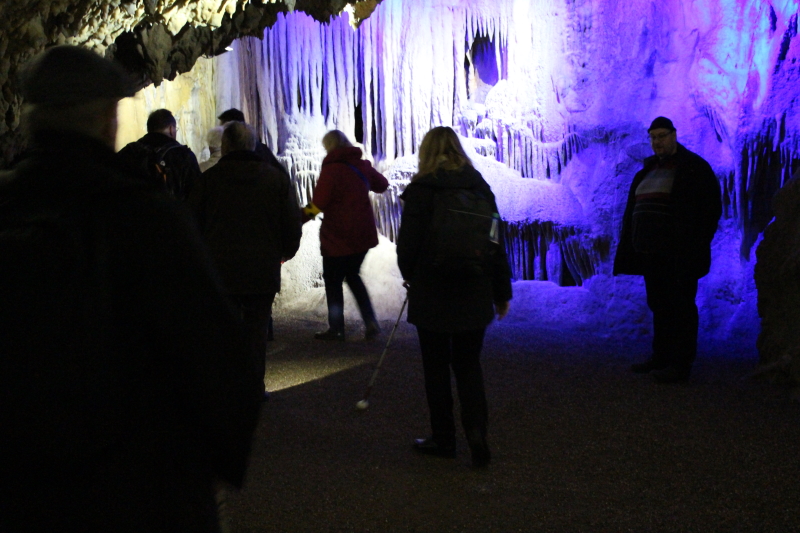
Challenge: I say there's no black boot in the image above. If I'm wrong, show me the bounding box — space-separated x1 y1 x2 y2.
631 357 668 374
652 365 691 384
412 437 456 458
465 428 491 468
365 320 381 340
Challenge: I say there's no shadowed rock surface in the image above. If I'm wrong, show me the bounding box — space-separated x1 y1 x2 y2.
222 314 800 532
756 173 800 385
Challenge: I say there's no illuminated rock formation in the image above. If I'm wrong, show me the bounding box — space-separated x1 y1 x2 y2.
3 0 800 381
216 1 799 285
0 0 381 162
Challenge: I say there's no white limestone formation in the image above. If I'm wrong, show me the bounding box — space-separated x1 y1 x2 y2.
4 0 800 381
0 0 382 162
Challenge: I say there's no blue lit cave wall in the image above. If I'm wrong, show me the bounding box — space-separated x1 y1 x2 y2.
214 0 798 370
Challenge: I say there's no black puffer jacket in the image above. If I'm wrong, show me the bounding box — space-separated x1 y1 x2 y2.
397 165 512 332
613 143 722 279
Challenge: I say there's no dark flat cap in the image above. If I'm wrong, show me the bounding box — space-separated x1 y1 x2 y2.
648 116 676 132
21 45 135 106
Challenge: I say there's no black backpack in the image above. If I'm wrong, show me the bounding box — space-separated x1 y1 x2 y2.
423 183 500 274
120 141 178 194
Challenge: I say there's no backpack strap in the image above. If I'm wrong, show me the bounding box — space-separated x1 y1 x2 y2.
135 142 179 186
344 163 370 191
153 143 179 166
134 141 178 164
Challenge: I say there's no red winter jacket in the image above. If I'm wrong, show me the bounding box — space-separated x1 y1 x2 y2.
312 146 389 257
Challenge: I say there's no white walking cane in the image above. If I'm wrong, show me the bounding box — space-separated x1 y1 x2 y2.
355 294 409 410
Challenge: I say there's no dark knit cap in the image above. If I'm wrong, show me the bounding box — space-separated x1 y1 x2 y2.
648 116 676 132
20 45 135 106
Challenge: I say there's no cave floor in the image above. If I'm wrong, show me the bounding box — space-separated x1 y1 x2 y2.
224 314 800 532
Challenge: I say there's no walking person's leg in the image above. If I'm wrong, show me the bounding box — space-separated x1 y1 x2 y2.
414 327 456 457
647 271 697 383
672 276 699 369
630 270 673 374
234 293 276 397
644 272 673 366
451 328 490 467
318 256 347 340
342 251 380 338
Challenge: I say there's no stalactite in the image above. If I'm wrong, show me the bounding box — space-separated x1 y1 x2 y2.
456 108 588 180
278 136 325 207
370 182 406 242
501 221 607 285
219 1 633 287
738 114 800 257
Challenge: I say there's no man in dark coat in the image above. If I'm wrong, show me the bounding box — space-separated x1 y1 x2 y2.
118 108 202 200
613 116 722 383
0 45 262 532
189 121 302 399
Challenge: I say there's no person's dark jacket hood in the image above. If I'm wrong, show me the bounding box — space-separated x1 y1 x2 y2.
404 164 486 191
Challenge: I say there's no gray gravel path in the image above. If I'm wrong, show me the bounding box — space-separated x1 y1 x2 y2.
223 315 800 532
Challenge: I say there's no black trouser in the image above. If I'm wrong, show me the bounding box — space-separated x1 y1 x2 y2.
322 251 376 333
643 272 699 370
230 293 276 393
416 327 488 443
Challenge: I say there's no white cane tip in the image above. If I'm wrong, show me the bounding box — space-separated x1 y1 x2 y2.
356 400 369 410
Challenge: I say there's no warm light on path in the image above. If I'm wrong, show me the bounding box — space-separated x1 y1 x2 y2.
265 345 371 391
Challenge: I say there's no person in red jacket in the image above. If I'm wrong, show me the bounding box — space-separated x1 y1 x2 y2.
311 130 389 341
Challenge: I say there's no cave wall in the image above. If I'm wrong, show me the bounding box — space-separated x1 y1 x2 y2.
211 0 799 377
217 2 800 250
4 0 800 381
117 56 216 156
217 0 800 244
0 0 382 166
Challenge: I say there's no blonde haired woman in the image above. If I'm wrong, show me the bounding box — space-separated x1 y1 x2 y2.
311 130 389 341
396 126 512 468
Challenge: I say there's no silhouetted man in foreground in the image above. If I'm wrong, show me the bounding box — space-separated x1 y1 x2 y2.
190 122 302 400
118 108 201 200
0 46 262 532
614 117 722 383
